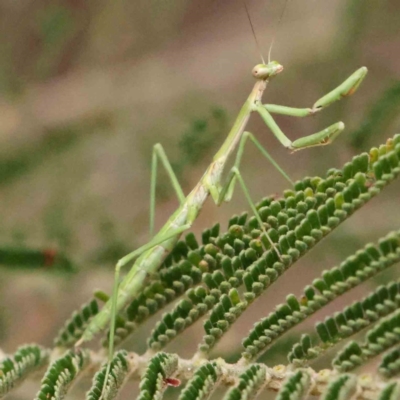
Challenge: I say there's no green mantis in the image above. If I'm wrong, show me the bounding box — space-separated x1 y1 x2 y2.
74 31 367 395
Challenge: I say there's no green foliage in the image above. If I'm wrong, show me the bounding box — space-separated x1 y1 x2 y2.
379 346 400 378
4 135 400 400
137 353 178 400
108 240 204 346
145 135 400 355
246 230 400 364
87 350 131 400
223 364 266 400
288 277 400 365
54 299 99 347
177 362 221 400
0 344 49 398
333 309 400 372
91 134 400 359
378 382 400 400
276 370 310 400
321 374 357 400
34 349 89 400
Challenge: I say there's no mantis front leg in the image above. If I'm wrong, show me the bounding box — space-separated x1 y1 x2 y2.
257 66 368 151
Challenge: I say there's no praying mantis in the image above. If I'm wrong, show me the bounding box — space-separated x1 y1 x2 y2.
74 4 368 394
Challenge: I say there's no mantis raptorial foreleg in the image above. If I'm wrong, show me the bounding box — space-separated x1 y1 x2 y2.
150 143 186 235
257 66 368 151
257 105 345 150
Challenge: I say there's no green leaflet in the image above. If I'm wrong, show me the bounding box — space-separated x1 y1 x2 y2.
222 364 266 400
333 309 400 372
244 230 400 362
0 344 49 398
276 370 310 400
379 346 400 378
137 353 178 400
34 349 89 400
54 298 99 347
288 278 400 365
177 362 221 400
320 374 357 400
86 350 131 400
378 382 400 400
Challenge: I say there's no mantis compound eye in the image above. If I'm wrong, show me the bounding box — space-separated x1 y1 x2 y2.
252 61 283 80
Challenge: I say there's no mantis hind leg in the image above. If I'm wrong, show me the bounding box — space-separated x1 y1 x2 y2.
97 223 191 399
150 143 186 235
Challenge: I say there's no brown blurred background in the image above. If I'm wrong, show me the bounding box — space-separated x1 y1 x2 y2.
0 0 400 397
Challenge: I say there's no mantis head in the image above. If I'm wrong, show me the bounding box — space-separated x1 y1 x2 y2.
252 61 283 80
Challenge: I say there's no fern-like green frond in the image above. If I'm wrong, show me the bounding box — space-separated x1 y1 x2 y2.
0 344 49 398
34 349 89 400
137 352 178 400
243 230 400 362
222 364 266 400
332 309 400 372
143 135 400 355
275 369 310 400
86 350 132 400
54 298 99 347
288 278 400 365
177 362 221 400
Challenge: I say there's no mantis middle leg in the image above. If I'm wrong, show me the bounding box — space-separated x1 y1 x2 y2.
150 143 186 235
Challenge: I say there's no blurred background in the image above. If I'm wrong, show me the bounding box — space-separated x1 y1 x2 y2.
1 0 399 397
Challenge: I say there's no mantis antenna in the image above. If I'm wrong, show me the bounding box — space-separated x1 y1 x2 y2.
268 0 290 63
242 0 265 64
